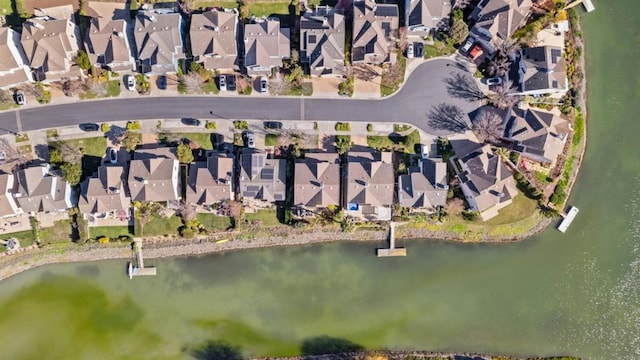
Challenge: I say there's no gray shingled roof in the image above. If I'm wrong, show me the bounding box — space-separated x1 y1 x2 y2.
0 28 31 89
471 0 532 40
78 165 129 214
352 0 398 64
14 165 71 213
347 155 395 207
294 152 341 207
128 154 180 202
239 149 286 202
518 46 567 94
398 159 448 209
407 0 452 31
505 107 570 163
190 9 239 70
186 154 234 205
0 173 20 217
133 10 185 74
244 18 290 75
84 17 133 72
300 7 345 76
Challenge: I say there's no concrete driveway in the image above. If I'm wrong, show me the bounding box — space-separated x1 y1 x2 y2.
0 59 481 136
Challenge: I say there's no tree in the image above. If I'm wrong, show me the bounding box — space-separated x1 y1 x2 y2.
287 65 304 86
135 202 159 236
335 135 351 155
487 82 520 109
448 9 468 45
61 162 82 185
121 131 141 152
76 50 91 71
177 143 194 164
487 38 520 78
181 73 203 94
472 109 505 143
445 197 465 216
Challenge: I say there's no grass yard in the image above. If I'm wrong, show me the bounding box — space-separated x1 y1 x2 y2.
62 136 107 157
194 0 237 9
245 209 282 227
89 226 133 240
1 230 35 248
196 213 233 231
39 220 73 245
172 133 214 150
0 101 17 111
15 133 29 142
380 53 406 97
249 1 292 17
483 194 539 226
17 144 32 155
141 215 182 237
201 80 220 94
80 80 121 99
283 82 313 96
367 130 419 153
0 0 11 14
265 133 280 146
423 40 456 59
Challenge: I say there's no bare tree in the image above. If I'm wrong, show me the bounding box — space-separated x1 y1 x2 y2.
487 81 521 109
472 108 505 143
177 202 196 222
427 103 471 133
182 73 203 94
89 78 107 97
0 138 31 168
446 197 465 216
0 89 12 104
277 129 309 148
487 38 520 78
352 64 379 82
178 0 195 13
269 73 288 95
444 73 486 102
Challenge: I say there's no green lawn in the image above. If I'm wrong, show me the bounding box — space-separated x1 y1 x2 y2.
89 226 133 240
245 210 282 226
265 133 280 146
62 137 107 157
194 0 237 9
249 1 291 17
283 82 313 96
39 220 73 245
0 0 11 14
0 101 17 111
483 193 539 226
196 213 233 232
423 40 456 59
367 130 419 153
1 230 35 248
380 53 406 97
80 80 121 99
367 135 396 149
172 133 214 150
15 133 29 142
141 215 182 237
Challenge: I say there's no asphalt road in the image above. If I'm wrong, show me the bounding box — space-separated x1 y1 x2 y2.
0 59 480 135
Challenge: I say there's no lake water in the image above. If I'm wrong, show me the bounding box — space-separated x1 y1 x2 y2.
1 2 638 359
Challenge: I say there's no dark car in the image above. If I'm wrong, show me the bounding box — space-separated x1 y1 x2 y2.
415 43 424 58
226 75 236 91
182 118 201 126
264 121 282 130
79 123 100 132
157 75 167 90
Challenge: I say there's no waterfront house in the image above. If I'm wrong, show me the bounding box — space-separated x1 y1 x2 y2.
294 152 341 210
128 148 181 202
21 5 82 82
300 6 346 76
186 153 234 209
133 9 185 74
0 27 33 89
13 164 73 214
78 165 130 221
346 151 394 220
450 139 518 221
513 45 568 96
397 158 448 212
405 0 453 41
0 173 21 218
243 18 290 76
239 149 286 207
84 16 135 72
352 0 399 65
469 0 532 53
190 8 239 71
504 106 570 165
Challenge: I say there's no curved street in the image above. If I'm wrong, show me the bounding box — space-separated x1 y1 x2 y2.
0 59 481 135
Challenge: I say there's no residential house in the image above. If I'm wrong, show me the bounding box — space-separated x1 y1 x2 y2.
346 151 395 220
243 18 290 76
239 149 286 206
186 153 234 208
352 0 399 64
504 106 570 165
84 16 135 72
469 0 532 50
398 158 448 211
133 9 185 74
21 5 81 81
0 27 33 89
405 0 453 41
300 6 346 76
78 165 130 219
513 45 568 96
294 152 341 209
13 164 73 214
128 149 181 202
0 173 21 218
190 8 239 71
450 139 518 221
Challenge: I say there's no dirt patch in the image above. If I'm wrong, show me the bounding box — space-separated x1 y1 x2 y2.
141 133 158 145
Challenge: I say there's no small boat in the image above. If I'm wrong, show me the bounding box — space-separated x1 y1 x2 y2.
215 239 229 244
128 262 133 279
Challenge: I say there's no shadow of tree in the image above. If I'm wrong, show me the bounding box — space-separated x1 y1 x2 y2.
188 340 243 360
444 73 486 102
300 336 364 356
34 144 49 161
427 103 471 133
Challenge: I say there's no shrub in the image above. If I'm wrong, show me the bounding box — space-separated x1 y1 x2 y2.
338 76 354 97
97 236 110 244
313 122 318 130
335 122 351 131
572 111 584 145
366 124 373 132
61 162 82 186
335 135 351 155
177 143 194 164
101 123 110 132
205 121 217 130
233 120 249 130
126 121 141 130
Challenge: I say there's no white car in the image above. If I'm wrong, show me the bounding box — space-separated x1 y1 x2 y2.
246 132 255 148
218 75 226 91
108 147 118 164
407 43 414 59
126 75 136 91
461 37 475 53
486 77 503 86
259 77 268 93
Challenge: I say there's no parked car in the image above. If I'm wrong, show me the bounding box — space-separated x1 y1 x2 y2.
79 123 100 132
126 75 136 91
486 77 503 86
415 43 424 58
14 90 25 105
108 147 118 164
407 43 414 58
157 75 167 90
226 75 236 91
264 121 282 130
182 118 201 126
461 36 475 53
245 132 255 148
218 75 226 91
259 77 268 93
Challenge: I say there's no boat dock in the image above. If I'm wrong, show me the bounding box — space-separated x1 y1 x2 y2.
565 0 595 13
377 222 406 257
558 206 579 233
128 238 156 278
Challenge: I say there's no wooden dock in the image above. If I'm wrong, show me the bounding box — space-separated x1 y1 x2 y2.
565 0 595 13
558 206 579 233
377 222 406 257
128 238 157 278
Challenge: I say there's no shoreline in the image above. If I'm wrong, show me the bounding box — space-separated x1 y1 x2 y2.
0 216 553 282
249 350 580 360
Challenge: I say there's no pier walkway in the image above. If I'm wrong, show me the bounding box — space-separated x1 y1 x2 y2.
128 238 157 278
377 222 406 257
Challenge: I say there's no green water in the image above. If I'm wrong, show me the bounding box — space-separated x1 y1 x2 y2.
1 2 639 359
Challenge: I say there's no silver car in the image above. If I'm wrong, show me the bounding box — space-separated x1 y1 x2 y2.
461 37 475 53
15 90 26 105
218 75 226 91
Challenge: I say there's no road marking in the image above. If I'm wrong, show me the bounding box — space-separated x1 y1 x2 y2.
15 110 22 133
300 98 305 121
